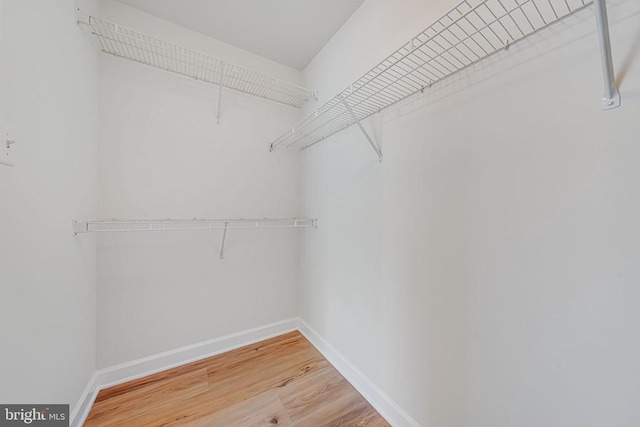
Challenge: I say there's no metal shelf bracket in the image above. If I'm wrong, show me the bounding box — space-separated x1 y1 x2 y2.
593 0 620 110
73 220 88 236
1 124 16 168
76 8 90 25
219 222 228 259
217 64 225 124
341 97 383 162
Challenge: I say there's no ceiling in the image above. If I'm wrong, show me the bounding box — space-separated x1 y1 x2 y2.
115 0 365 70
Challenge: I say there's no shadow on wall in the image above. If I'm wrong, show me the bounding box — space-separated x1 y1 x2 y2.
615 15 640 88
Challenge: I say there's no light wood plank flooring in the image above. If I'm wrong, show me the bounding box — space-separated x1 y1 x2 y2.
85 331 390 426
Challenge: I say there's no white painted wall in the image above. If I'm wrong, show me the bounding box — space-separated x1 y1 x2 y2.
0 0 99 413
300 0 640 425
96 1 303 368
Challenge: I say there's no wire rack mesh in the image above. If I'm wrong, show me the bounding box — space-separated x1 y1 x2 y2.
73 218 317 234
271 0 591 150
86 16 314 108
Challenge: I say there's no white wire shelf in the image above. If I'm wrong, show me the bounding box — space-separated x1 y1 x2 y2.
74 218 317 258
73 218 317 234
270 0 599 152
78 13 315 109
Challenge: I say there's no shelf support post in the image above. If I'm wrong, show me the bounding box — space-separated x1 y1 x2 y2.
593 0 620 110
341 98 383 162
219 222 228 259
217 64 226 124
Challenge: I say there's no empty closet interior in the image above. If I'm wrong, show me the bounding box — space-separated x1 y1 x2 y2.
1 0 639 425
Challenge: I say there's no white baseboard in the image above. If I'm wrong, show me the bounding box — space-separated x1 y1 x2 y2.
70 317 417 427
70 318 298 427
95 318 299 389
70 373 99 427
298 319 421 427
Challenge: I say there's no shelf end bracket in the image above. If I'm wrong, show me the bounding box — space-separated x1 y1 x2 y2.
73 220 88 236
593 0 621 110
76 9 90 25
341 98 383 162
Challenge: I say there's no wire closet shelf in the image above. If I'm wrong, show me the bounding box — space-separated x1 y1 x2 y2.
270 0 594 151
73 218 317 235
79 14 315 108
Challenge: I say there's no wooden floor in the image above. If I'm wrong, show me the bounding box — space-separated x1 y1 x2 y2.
85 331 390 426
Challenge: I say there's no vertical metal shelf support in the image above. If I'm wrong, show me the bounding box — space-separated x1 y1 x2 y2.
593 0 621 110
217 64 225 124
220 222 229 259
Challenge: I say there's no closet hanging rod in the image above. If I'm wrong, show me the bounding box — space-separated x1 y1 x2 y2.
76 11 315 109
73 218 317 235
270 0 619 154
